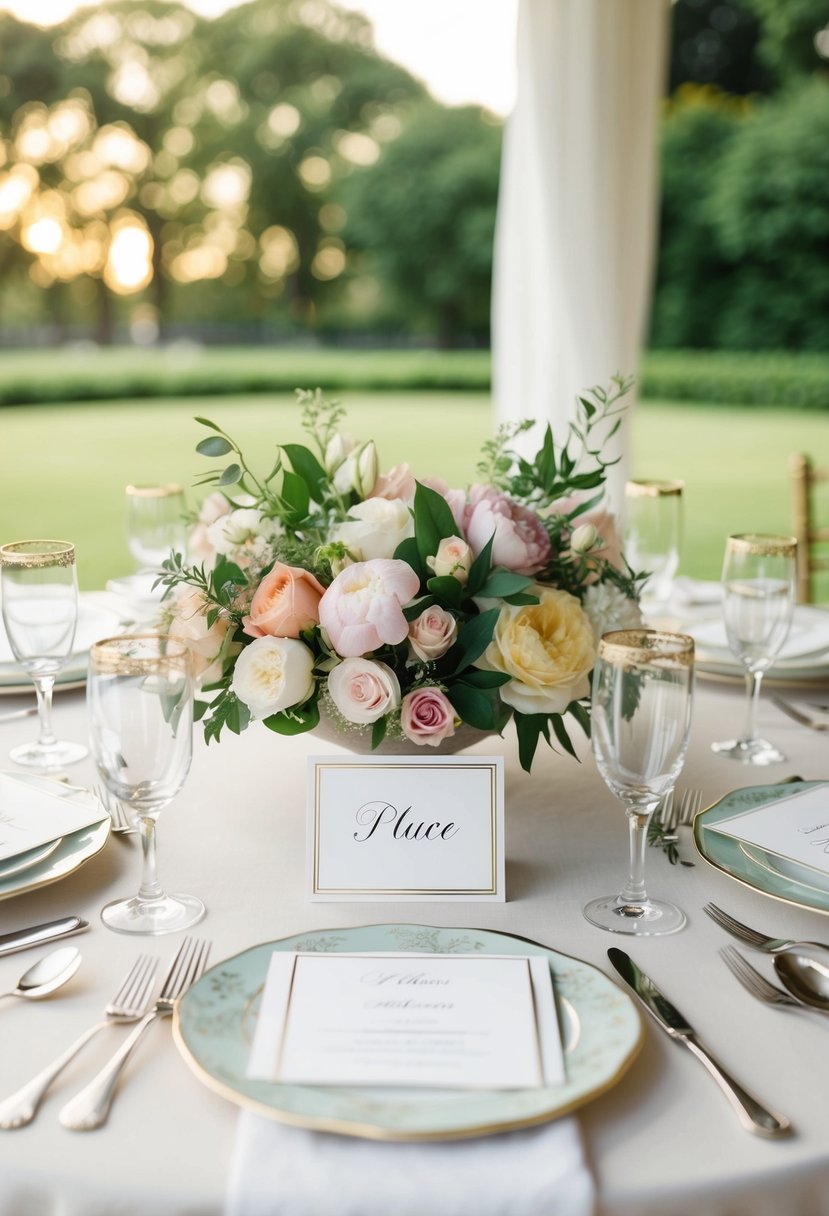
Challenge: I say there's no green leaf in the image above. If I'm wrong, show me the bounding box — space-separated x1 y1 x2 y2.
194 699 210 722
447 683 495 730
457 669 511 689
450 607 500 673
550 713 579 759
393 536 425 582
535 425 556 492
194 416 223 432
263 699 320 736
281 469 310 520
371 716 388 749
478 569 535 599
513 712 551 773
568 699 591 737
503 592 539 606
196 435 233 457
466 535 494 597
425 575 463 609
218 463 242 486
403 595 435 621
282 443 328 504
413 481 459 570
226 697 251 736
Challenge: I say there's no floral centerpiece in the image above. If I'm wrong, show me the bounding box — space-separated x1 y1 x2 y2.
160 381 644 771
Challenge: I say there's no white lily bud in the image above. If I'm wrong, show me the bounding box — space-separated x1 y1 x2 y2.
570 523 598 554
324 432 355 474
333 440 379 499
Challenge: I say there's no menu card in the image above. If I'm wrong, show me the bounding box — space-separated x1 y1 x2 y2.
248 952 565 1090
0 774 105 862
706 783 829 880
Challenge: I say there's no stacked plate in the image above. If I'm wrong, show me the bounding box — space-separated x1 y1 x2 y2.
0 772 110 901
0 594 125 696
683 605 829 687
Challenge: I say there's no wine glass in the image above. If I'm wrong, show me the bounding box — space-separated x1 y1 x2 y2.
711 533 797 766
584 629 695 936
0 540 88 770
87 634 205 935
623 480 684 611
126 483 186 572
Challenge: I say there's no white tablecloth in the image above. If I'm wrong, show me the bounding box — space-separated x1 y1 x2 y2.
0 677 828 1216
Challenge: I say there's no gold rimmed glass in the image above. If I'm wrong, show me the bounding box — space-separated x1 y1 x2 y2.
87 634 205 935
126 482 186 571
624 479 684 609
584 629 694 936
0 540 88 770
712 533 797 766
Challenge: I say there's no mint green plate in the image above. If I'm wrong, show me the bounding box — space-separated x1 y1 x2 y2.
173 924 642 1141
694 780 829 915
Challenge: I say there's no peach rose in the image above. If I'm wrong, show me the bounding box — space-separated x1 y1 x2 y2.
401 687 456 747
408 605 458 662
243 562 325 640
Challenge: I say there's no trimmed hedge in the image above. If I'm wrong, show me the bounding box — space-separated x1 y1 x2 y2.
0 345 827 409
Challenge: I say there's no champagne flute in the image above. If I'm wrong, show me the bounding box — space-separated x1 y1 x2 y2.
0 540 88 770
87 634 205 935
624 480 684 610
584 629 694 936
711 534 797 765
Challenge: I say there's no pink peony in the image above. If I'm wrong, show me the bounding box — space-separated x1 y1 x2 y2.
464 486 551 576
401 687 456 747
319 559 421 657
369 462 417 503
243 563 325 640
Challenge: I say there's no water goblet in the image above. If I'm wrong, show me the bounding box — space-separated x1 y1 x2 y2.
711 533 797 765
0 540 88 770
584 629 695 937
623 479 684 611
87 634 205 935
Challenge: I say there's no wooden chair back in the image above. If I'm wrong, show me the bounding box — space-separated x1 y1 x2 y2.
790 453 829 603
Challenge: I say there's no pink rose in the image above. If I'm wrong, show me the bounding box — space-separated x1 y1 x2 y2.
189 491 232 565
401 687 456 747
328 657 401 724
370 462 417 503
243 562 326 640
464 486 551 576
319 558 421 657
426 535 473 584
408 606 458 661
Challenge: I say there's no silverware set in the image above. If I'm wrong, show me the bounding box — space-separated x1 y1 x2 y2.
0 936 209 1131
648 787 702 864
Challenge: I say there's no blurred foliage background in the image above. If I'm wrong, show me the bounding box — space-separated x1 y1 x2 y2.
0 0 826 353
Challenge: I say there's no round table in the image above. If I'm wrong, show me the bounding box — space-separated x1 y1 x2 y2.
0 677 827 1216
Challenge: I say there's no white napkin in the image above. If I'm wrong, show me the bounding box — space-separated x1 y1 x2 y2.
225 1111 595 1216
669 577 722 607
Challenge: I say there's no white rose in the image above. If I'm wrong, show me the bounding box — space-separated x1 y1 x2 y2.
426 535 473 584
582 582 643 644
231 636 315 718
328 657 401 724
206 507 264 557
570 523 598 555
333 497 414 561
333 440 379 499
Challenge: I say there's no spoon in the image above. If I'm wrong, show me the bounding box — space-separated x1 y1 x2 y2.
774 947 829 1014
0 947 82 1004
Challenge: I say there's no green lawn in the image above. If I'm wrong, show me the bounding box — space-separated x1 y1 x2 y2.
1 392 827 594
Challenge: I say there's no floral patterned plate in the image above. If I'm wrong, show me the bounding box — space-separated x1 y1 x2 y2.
694 780 829 915
172 923 642 1141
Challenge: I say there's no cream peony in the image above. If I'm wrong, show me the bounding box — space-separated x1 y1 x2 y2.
333 497 414 562
328 657 401 724
480 587 595 715
231 636 315 719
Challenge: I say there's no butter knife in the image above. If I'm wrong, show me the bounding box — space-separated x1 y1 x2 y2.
0 916 89 958
608 948 791 1138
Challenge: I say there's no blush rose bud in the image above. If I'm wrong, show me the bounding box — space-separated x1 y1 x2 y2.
570 523 599 555
426 536 473 585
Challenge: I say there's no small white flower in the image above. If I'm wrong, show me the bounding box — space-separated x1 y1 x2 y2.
582 582 643 644
332 497 414 561
570 523 598 555
231 636 314 718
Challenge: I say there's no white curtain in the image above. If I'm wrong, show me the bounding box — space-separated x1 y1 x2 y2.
492 0 670 513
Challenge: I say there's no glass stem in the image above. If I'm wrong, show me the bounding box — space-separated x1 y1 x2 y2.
137 816 164 902
32 675 57 748
743 670 763 744
619 808 654 908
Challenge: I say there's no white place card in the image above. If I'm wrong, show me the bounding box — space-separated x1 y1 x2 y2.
247 951 565 1090
306 755 505 901
0 773 105 862
706 783 829 880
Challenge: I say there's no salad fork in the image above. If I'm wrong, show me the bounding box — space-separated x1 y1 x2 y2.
0 954 157 1129
59 937 210 1130
719 947 806 1012
704 903 829 954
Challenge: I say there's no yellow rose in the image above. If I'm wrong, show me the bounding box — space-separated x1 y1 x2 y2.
481 587 595 715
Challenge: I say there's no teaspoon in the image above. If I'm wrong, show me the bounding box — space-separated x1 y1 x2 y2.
774 947 829 1015
0 947 82 1004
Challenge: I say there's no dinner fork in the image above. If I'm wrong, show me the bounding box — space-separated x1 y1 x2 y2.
719 947 810 1013
0 955 157 1129
59 937 210 1131
771 698 829 732
94 784 137 836
678 787 702 826
704 903 829 954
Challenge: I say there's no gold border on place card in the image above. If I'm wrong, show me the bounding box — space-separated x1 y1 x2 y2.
311 761 499 897
171 924 644 1142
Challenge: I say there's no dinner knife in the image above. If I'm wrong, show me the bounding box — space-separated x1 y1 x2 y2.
608 948 791 1138
0 916 89 958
